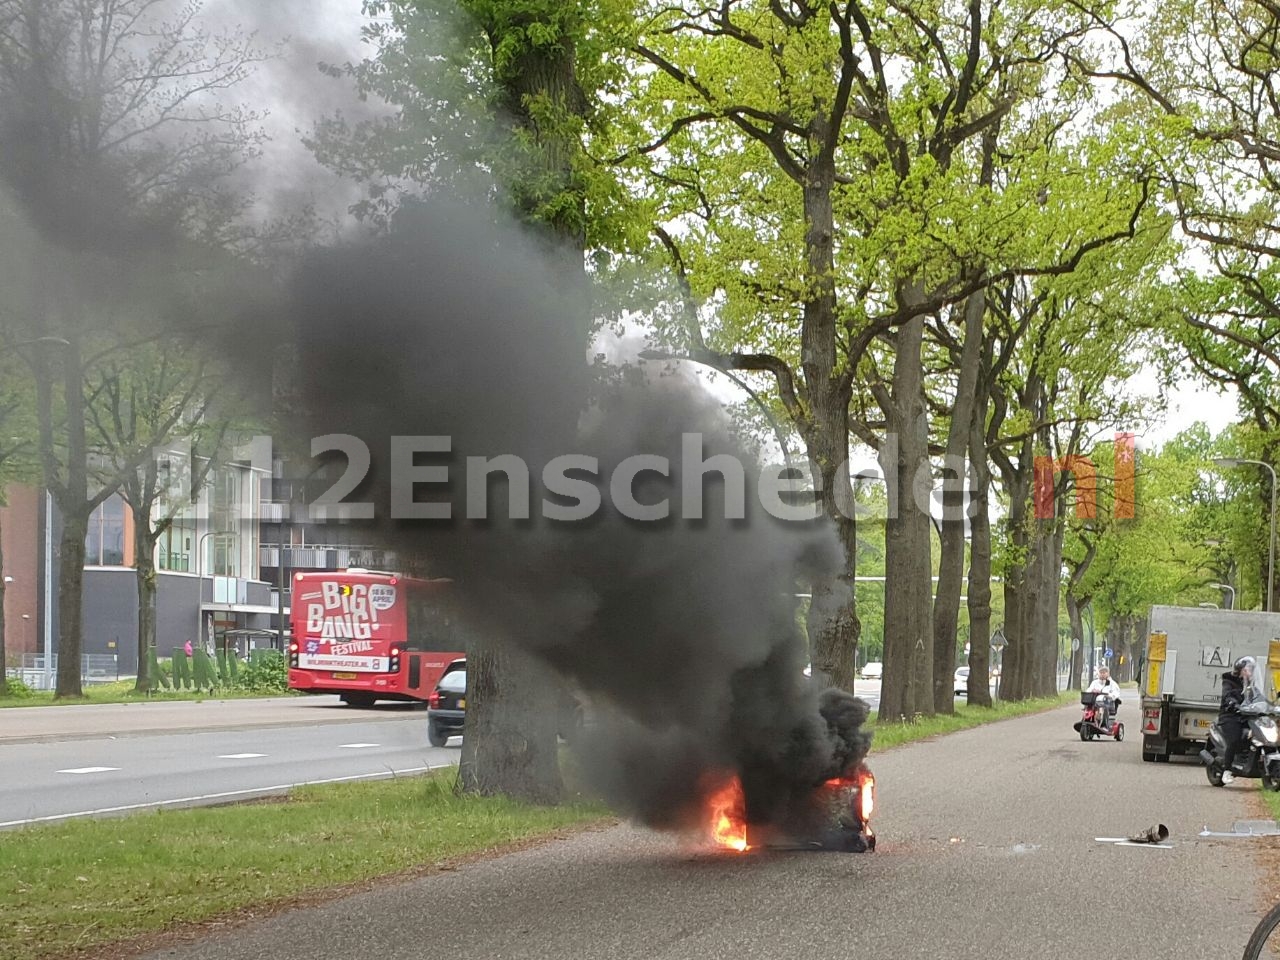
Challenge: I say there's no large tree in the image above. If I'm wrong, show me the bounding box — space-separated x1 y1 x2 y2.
83 338 239 691
312 0 634 802
623 0 1154 719
0 0 268 696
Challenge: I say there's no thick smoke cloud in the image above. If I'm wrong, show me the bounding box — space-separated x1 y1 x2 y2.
0 0 873 842
272 198 872 838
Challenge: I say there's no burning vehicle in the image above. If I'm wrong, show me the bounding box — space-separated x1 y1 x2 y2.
705 764 876 854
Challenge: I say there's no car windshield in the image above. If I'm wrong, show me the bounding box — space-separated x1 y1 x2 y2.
439 670 466 693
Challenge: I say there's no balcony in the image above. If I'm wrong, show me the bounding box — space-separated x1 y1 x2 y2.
259 544 395 571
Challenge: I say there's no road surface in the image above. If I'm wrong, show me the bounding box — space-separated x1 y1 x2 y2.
0 700 459 828
138 702 1267 960
0 695 414 744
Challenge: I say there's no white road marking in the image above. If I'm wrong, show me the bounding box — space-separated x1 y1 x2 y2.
56 766 120 775
338 743 380 749
218 753 267 759
0 764 454 829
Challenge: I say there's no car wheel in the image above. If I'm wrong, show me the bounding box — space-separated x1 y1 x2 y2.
427 720 450 747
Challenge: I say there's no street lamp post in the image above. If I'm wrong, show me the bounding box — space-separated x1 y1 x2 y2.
1082 603 1096 684
1211 582 1236 610
194 530 238 654
42 490 52 690
1213 458 1277 612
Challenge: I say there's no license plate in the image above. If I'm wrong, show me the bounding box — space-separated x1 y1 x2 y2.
457 698 466 709
333 672 357 680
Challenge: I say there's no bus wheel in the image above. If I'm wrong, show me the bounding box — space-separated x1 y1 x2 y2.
341 693 375 708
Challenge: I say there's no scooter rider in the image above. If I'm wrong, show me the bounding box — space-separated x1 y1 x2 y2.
1087 665 1122 731
1219 656 1257 784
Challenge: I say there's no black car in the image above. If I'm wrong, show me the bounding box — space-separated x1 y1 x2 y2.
427 660 466 747
426 657 587 747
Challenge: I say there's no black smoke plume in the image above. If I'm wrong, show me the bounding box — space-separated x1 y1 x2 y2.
272 198 872 840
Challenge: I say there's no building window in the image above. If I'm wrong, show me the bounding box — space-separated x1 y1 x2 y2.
85 495 126 566
158 512 194 572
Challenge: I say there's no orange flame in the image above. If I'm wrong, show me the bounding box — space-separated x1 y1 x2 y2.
707 775 749 852
825 767 875 823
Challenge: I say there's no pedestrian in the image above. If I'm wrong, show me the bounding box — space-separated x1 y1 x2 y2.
184 638 193 658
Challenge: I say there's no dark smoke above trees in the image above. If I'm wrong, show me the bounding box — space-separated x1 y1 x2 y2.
0 0 275 697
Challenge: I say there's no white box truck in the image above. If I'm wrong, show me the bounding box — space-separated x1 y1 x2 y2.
1139 605 1280 762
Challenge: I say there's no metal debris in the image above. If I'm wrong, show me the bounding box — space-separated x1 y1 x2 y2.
1129 824 1170 844
1198 819 1280 838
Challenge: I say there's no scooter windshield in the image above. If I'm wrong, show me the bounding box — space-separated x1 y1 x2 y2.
1243 670 1269 707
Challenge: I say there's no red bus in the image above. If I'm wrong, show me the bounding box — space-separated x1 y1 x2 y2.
287 569 464 706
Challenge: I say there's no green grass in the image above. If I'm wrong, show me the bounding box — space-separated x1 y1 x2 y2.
867 691 1076 751
0 770 609 960
0 679 293 708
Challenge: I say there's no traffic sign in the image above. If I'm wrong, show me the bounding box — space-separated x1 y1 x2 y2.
1071 638 1081 652
1104 647 1113 659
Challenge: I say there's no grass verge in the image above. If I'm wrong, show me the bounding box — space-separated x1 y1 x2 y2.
867 691 1076 751
0 680 292 708
1259 785 1280 820
1 769 609 960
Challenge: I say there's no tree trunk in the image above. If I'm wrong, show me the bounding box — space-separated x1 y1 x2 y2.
879 300 933 721
965 396 993 708
55 512 85 698
52 335 89 699
932 288 986 714
799 148 858 693
458 644 563 804
1028 511 1063 697
1066 594 1085 691
999 448 1033 702
133 506 155 693
458 9 591 802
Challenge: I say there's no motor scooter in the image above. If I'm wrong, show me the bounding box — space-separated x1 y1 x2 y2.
1199 698 1280 790
1074 691 1123 742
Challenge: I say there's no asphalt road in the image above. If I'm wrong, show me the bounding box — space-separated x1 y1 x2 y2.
0 714 457 828
137 702 1265 960
0 695 417 744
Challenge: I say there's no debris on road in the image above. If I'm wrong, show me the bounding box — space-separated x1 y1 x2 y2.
1095 824 1172 848
1198 819 1280 838
1129 823 1170 844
